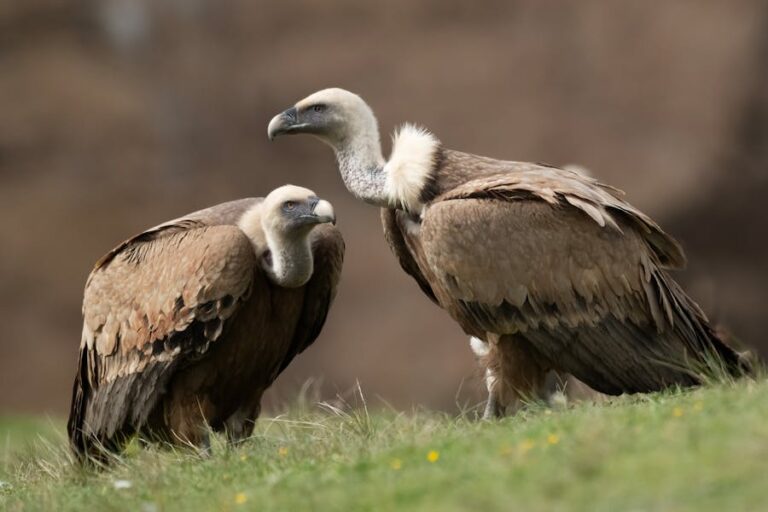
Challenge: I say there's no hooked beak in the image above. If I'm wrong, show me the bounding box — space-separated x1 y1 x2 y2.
310 198 336 225
268 107 309 140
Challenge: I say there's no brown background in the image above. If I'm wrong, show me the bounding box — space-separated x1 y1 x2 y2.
1 0 766 416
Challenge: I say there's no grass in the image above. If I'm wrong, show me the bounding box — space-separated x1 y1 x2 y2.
1 379 767 512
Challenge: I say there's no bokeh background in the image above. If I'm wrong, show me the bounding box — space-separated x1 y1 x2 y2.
1 0 766 416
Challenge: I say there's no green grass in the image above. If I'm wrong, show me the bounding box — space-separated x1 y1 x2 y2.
1 379 767 512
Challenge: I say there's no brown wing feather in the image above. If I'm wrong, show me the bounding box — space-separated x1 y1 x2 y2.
381 208 438 303
68 223 256 457
275 224 344 376
92 198 261 271
433 158 686 269
415 174 742 394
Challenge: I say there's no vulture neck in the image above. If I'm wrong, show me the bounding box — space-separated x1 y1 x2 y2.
263 231 314 288
334 129 388 207
239 206 315 288
332 123 440 214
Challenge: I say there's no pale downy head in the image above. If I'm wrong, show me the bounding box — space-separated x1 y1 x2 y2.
260 184 336 235
268 88 391 206
267 88 380 152
239 184 335 288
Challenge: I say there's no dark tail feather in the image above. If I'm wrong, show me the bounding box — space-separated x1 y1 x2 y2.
519 272 751 396
67 347 91 462
67 348 123 465
658 273 751 380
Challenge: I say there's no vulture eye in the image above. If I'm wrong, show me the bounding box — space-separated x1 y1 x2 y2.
282 201 297 212
311 104 327 113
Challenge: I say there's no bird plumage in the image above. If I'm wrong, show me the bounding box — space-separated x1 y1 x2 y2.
268 89 746 416
68 187 344 460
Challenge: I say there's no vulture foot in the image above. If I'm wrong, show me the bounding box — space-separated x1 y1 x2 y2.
472 334 553 418
196 432 212 457
224 404 260 445
482 389 504 420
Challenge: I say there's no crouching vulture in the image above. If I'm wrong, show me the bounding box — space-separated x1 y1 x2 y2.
268 88 747 417
68 185 343 460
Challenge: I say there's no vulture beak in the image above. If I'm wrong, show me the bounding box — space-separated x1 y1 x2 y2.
311 199 336 225
268 107 308 140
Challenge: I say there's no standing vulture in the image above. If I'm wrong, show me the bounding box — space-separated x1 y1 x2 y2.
68 185 343 460
267 88 747 417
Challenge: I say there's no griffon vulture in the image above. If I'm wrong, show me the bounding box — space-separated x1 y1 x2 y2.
68 185 343 460
268 88 747 417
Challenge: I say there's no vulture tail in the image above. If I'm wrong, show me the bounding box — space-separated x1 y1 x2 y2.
514 271 750 396
67 348 126 465
657 272 752 381
67 347 91 462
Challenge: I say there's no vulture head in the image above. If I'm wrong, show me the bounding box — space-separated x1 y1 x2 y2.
261 184 336 232
267 88 380 151
268 88 439 209
240 185 336 288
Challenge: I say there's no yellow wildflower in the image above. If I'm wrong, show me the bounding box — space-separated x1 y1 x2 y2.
547 434 560 445
390 458 402 470
693 402 703 412
673 407 684 418
240 454 247 461
427 450 440 463
278 446 289 457
235 493 247 505
518 439 535 454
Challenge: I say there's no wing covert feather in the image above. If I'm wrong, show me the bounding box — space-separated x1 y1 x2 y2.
433 159 686 270
413 183 742 393
420 198 652 333
70 224 257 452
83 225 256 362
381 208 438 303
384 150 742 394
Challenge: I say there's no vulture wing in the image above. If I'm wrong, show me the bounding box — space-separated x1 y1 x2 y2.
413 168 742 394
381 208 438 303
68 213 258 456
275 224 345 375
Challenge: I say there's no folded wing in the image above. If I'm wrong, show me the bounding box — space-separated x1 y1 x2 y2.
68 222 257 455
412 170 741 393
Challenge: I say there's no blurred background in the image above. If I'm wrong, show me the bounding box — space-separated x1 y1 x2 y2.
1 0 766 417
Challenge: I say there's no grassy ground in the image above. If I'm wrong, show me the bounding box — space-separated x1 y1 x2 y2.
1 379 766 512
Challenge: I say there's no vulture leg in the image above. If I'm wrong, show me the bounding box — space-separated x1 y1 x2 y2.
487 334 553 415
470 337 503 419
546 372 605 405
482 384 503 420
472 334 551 417
224 401 261 445
542 371 581 408
163 392 216 451
472 336 597 417
197 432 212 457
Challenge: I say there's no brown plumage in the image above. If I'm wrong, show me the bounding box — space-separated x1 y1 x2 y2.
68 185 344 460
268 88 747 417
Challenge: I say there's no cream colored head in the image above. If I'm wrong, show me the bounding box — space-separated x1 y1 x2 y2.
260 184 335 236
267 88 380 150
239 184 336 288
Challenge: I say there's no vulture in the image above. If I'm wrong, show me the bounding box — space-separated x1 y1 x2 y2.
68 185 343 460
268 88 748 417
